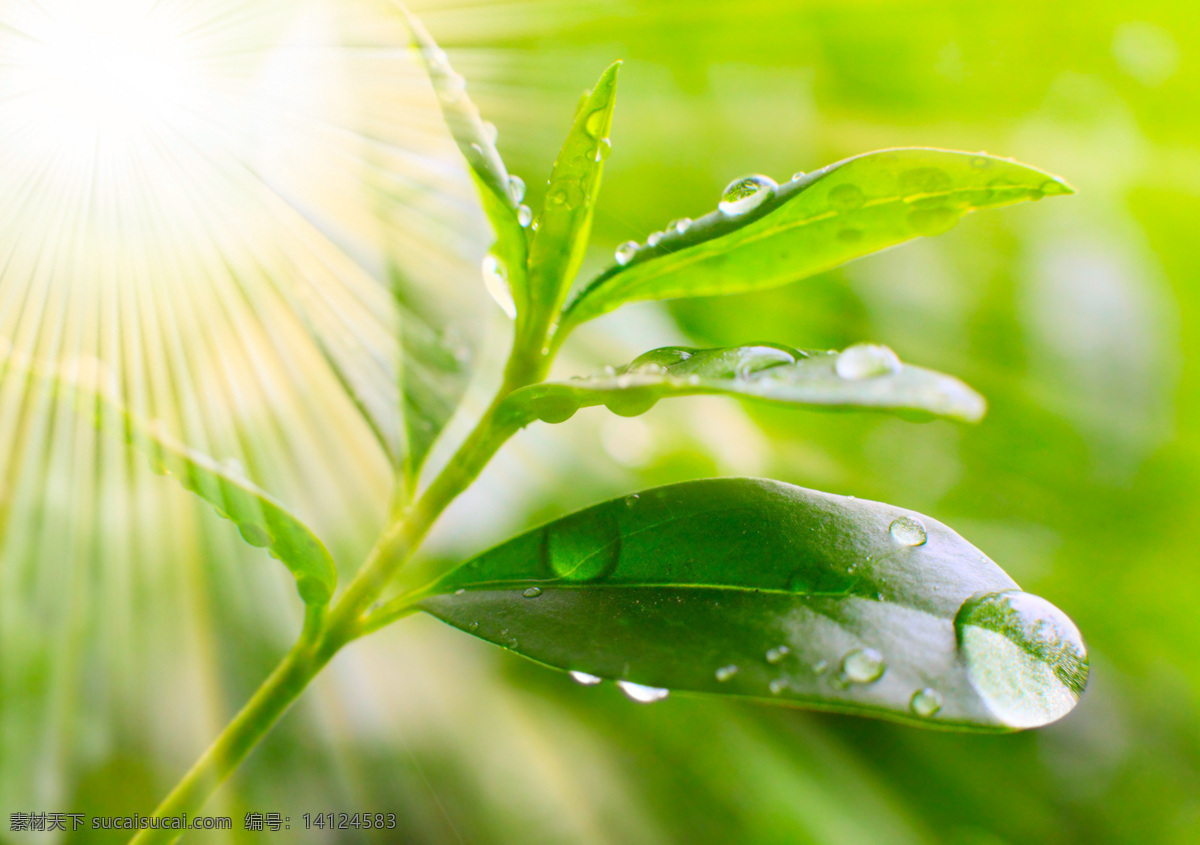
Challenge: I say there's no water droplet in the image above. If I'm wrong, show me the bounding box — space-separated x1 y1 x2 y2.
530 393 579 424
1039 179 1069 196
508 174 526 203
955 590 1088 728
438 72 466 103
467 621 479 631
221 457 246 477
481 254 516 318
908 206 961 236
605 392 657 417
482 120 499 144
685 375 702 386
715 665 739 682
841 647 885 684
719 175 777 216
624 494 640 508
238 524 271 548
584 109 607 138
454 588 466 596
647 231 664 247
889 515 928 547
910 687 943 717
970 155 990 169
629 347 693 372
669 217 693 234
835 343 901 380
517 205 533 227
766 645 790 664
768 679 787 694
828 183 865 212
899 167 952 196
570 670 602 686
545 507 621 581
523 586 543 598
618 681 669 703
592 138 612 162
791 170 806 181
426 48 449 72
615 241 639 265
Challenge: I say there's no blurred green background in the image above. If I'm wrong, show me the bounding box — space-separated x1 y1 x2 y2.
3 0 1198 842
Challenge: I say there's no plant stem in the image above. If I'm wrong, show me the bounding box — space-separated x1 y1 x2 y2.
131 365 538 844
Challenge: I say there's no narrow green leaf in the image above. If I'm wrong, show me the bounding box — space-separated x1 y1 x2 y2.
526 62 621 319
401 4 528 317
503 343 986 425
416 478 1088 731
558 149 1073 338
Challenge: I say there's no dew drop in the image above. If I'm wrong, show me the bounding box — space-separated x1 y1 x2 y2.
829 183 865 212
835 343 901 380
970 155 990 169
454 588 466 596
238 524 271 548
438 72 466 103
529 393 579 424
584 109 607 138
955 590 1088 728
791 170 806 181
715 665 739 682
615 241 639 265
468 621 479 631
889 515 928 547
507 174 526 203
766 645 790 664
545 508 621 581
604 392 657 418
426 48 449 72
629 347 694 372
768 679 787 694
719 175 777 216
221 457 246 478
481 254 516 318
618 681 669 703
908 206 961 236
482 120 499 145
647 231 664 247
910 687 943 717
669 217 693 234
570 670 602 686
523 586 543 598
841 647 885 684
517 204 533 227
592 138 612 162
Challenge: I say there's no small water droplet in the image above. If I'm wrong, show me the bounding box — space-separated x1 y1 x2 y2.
956 590 1088 728
970 155 990 169
517 205 533 227
835 343 901 380
624 494 640 508
715 665 739 682
482 120 499 145
829 183 865 212
508 174 526 203
791 170 806 181
454 588 466 596
523 586 543 598
592 138 612 162
584 109 607 138
570 670 602 686
766 645 790 664
719 175 777 216
618 681 669 703
426 48 449 71
669 217 692 234
438 72 466 103
615 241 639 265
481 254 516 318
768 679 787 694
468 621 479 631
841 647 885 684
647 231 664 247
889 515 928 546
910 687 943 717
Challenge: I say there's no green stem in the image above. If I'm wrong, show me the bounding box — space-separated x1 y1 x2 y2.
131 365 540 845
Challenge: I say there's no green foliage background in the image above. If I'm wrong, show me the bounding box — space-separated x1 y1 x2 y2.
4 1 1198 842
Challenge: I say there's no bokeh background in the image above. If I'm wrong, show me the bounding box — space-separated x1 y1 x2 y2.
2 0 1198 842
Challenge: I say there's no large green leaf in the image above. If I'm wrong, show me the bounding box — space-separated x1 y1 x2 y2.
557 148 1072 339
503 343 985 424
402 5 528 318
525 62 620 322
415 478 1087 731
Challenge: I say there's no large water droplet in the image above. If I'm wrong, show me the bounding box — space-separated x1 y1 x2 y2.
910 687 943 717
481 254 516 318
615 241 639 265
835 343 901 380
584 109 607 138
889 515 928 547
618 681 669 703
955 590 1088 728
604 391 658 417
517 205 533 227
765 645 790 664
529 392 579 424
570 670 602 686
592 138 613 162
523 586 543 598
841 647 885 684
908 206 961 236
545 508 621 581
715 665 738 682
508 174 526 203
719 175 777 216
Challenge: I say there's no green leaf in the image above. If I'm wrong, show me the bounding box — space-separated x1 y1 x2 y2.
415 478 1088 731
557 148 1073 338
525 62 621 322
402 5 528 318
503 343 986 425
